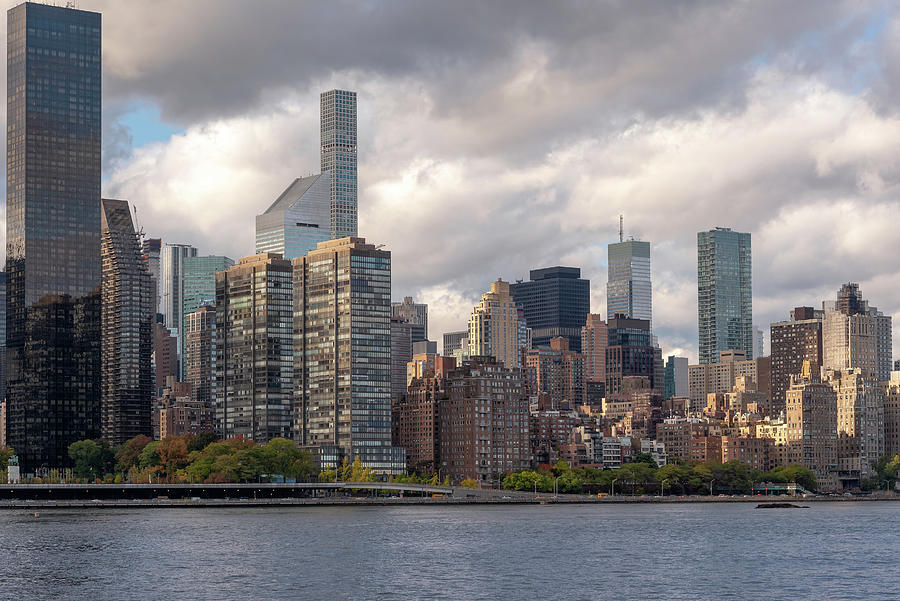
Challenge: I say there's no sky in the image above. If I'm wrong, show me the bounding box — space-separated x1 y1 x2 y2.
3 0 900 362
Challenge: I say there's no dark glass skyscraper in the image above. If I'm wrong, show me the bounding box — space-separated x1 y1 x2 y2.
510 266 590 352
5 3 102 471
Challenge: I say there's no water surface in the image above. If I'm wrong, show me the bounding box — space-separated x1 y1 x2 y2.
0 502 896 600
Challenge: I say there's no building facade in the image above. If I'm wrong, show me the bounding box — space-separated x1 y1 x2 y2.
160 243 197 358
522 337 585 410
293 238 405 473
184 304 216 408
154 320 178 392
141 238 161 317
442 330 468 356
100 199 154 446
392 296 428 343
697 227 753 364
469 279 527 369
828 368 885 482
664 355 689 400
390 317 413 405
255 173 332 261
181 255 233 369
581 314 608 388
439 357 529 483
784 364 838 490
5 3 102 470
770 307 822 416
215 254 293 443
510 266 590 352
321 90 358 239
605 317 656 395
822 284 892 382
607 239 651 326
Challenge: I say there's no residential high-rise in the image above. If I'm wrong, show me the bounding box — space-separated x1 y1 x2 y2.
255 173 332 260
160 243 197 354
783 362 838 490
215 254 293 443
822 284 892 382
510 267 590 352
883 372 900 457
100 199 154 445
688 350 770 412
581 314 608 389
392 296 428 342
141 238 161 316
753 325 765 359
697 227 753 364
607 239 651 326
5 3 102 470
320 90 358 239
442 330 468 356
153 320 177 392
184 303 216 408
827 368 885 483
293 237 405 473
469 279 527 369
390 317 413 405
770 307 822 416
522 337 585 409
181 255 233 368
664 355 689 400
439 356 530 484
605 317 657 395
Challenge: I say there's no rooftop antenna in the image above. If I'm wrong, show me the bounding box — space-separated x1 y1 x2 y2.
618 215 624 242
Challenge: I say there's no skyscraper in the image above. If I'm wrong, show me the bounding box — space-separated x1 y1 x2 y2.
293 237 405 473
442 330 468 356
184 303 216 409
607 239 651 325
581 314 608 386
5 3 102 470
0 272 6 405
392 296 428 342
216 254 293 443
697 227 753 364
141 238 161 317
605 317 657 395
181 255 233 368
664 355 689 400
160 243 197 355
770 307 822 416
822 283 892 382
510 266 590 352
320 90 358 239
100 199 154 445
255 173 332 260
390 316 413 405
469 279 527 369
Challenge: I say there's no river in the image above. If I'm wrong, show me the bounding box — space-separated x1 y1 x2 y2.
1 502 897 600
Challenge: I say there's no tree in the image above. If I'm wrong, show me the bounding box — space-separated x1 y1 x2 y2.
632 452 658 468
115 435 153 474
68 440 115 480
461 478 479 489
158 437 190 480
139 441 162 471
187 431 220 453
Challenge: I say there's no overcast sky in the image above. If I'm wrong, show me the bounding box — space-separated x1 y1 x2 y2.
3 0 900 362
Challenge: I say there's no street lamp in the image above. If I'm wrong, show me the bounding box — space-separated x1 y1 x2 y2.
611 477 619 496
661 478 670 497
554 476 560 499
709 478 716 496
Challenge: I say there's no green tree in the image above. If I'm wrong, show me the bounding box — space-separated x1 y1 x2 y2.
139 441 161 471
460 478 479 489
632 452 658 468
187 431 220 453
68 440 115 480
0 446 15 482
115 435 153 474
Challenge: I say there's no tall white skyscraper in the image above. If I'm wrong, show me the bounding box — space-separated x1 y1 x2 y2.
607 239 652 326
320 89 358 239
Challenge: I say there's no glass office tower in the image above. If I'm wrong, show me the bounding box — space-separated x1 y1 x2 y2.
320 90 358 239
5 3 102 470
509 266 590 352
255 173 331 260
697 227 753 364
607 240 651 326
181 254 233 367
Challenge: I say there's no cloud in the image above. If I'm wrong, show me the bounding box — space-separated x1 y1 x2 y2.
4 0 900 364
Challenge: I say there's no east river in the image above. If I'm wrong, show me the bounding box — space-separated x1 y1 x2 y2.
0 502 897 600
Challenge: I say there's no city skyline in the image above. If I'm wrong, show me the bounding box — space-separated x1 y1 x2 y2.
2 1 900 365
